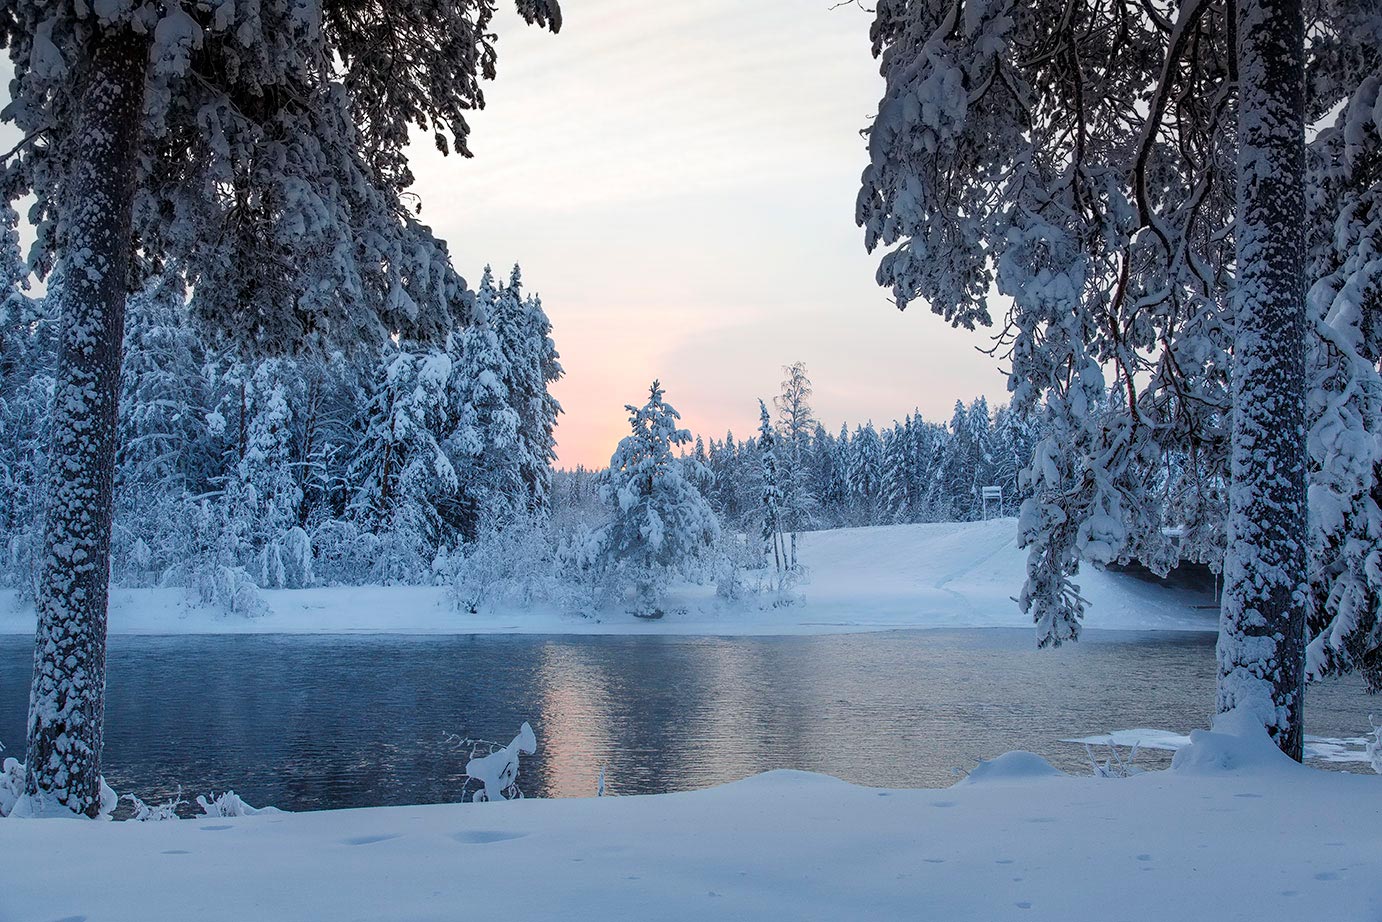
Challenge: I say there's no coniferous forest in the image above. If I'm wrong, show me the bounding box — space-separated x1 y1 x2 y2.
1 2 1381 920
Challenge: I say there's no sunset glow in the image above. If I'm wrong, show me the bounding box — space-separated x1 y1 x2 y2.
408 0 1008 468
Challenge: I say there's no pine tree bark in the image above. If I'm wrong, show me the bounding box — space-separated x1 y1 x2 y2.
1218 0 1308 760
24 26 147 816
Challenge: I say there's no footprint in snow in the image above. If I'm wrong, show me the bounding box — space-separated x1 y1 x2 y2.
160 850 190 855
1135 854 1152 862
1314 871 1340 881
930 801 956 808
342 834 401 846
1233 793 1263 799
199 825 232 832
50 917 87 922
1015 902 1033 910
452 830 528 845
994 859 1014 865
923 858 946 864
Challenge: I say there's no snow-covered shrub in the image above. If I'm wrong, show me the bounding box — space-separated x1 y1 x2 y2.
446 515 563 614
258 526 314 589
0 746 22 817
2 530 40 605
712 532 756 601
369 519 436 585
176 565 271 620
1083 743 1145 778
1369 717 1382 775
309 518 378 586
457 722 538 803
123 790 185 822
196 791 280 817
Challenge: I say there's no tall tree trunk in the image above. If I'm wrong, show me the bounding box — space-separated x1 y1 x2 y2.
24 26 147 817
1218 0 1307 760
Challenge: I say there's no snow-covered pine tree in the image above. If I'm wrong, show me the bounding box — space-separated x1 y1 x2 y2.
1303 33 1382 692
444 268 523 540
0 218 50 594
847 423 885 526
350 342 457 547
709 433 743 526
114 271 218 584
938 401 977 521
857 0 1351 755
493 265 563 515
881 424 912 523
118 273 212 496
595 381 720 609
757 400 787 571
4 0 562 815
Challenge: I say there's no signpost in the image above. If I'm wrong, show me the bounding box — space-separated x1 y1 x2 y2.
981 485 1003 520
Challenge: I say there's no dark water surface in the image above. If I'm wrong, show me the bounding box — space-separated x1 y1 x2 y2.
0 630 1371 812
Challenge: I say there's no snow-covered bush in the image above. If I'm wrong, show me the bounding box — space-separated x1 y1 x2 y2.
180 565 271 620
0 747 22 818
196 791 280 817
445 515 563 614
1369 718 1382 775
258 526 314 589
1083 743 1145 778
123 790 185 822
309 519 380 586
457 722 538 803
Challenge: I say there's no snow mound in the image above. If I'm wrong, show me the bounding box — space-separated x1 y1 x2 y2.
719 770 851 792
958 751 1064 785
1170 709 1303 776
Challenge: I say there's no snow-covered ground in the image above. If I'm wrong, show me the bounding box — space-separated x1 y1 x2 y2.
2 713 1377 922
0 520 1217 636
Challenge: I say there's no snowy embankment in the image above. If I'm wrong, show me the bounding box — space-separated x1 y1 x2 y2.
0 519 1216 636
3 713 1378 922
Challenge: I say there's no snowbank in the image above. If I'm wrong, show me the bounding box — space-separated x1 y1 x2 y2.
3 724 1378 922
0 520 1218 636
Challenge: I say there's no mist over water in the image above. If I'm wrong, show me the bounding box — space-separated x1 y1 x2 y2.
0 630 1370 812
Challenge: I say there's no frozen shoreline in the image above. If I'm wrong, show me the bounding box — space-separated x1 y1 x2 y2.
0 520 1218 637
2 715 1377 922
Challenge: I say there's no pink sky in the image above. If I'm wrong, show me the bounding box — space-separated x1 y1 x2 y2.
408 2 1010 468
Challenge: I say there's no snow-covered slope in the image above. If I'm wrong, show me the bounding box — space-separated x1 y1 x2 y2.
0 519 1218 636
3 718 1377 922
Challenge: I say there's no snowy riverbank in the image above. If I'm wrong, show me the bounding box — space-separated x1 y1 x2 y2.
0 520 1217 636
2 713 1377 922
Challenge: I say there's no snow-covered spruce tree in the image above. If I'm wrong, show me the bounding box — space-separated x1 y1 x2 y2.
857 0 1356 755
113 271 219 585
756 400 787 571
595 381 720 610
1304 43 1382 692
493 265 563 515
0 220 51 594
349 342 457 551
847 423 885 526
443 267 523 540
3 0 561 816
